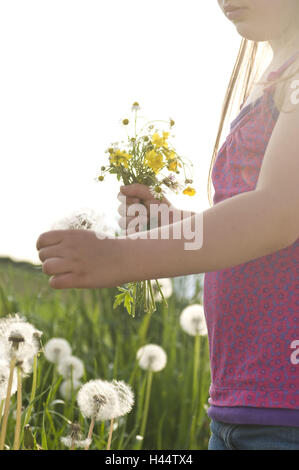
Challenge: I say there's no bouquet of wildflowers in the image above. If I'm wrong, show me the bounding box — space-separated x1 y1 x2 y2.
96 102 196 317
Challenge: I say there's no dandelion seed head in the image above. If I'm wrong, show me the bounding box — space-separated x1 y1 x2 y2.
59 378 82 400
51 208 108 232
57 356 84 380
0 314 42 364
0 359 17 400
136 435 143 441
44 338 72 363
150 278 173 302
77 379 119 421
136 344 167 372
111 380 135 418
179 304 207 336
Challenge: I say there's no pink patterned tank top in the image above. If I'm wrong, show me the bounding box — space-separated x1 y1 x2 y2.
203 50 299 426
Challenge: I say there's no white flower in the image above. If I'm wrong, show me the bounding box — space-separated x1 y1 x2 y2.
149 186 165 202
131 102 140 112
110 380 134 418
0 359 17 401
150 278 173 303
0 314 42 366
51 208 107 232
44 338 72 364
136 344 167 372
59 379 82 400
136 435 143 441
77 379 119 421
179 304 207 336
57 356 84 380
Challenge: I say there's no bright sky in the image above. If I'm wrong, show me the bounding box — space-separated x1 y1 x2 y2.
0 0 242 265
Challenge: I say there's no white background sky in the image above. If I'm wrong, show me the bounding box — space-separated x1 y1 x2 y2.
0 0 243 265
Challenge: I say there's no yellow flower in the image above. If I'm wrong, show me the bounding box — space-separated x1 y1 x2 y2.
163 149 176 161
152 132 169 149
145 149 164 174
182 186 196 196
167 159 182 172
109 149 133 168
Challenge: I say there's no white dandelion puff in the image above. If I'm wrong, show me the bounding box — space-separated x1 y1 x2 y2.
179 304 207 336
150 278 173 303
51 207 108 232
77 379 119 422
136 435 143 441
110 380 134 418
57 356 84 380
0 359 17 401
136 344 167 372
44 338 72 364
59 379 82 400
0 314 42 365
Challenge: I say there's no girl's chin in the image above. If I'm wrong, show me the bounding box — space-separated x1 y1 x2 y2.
234 25 270 42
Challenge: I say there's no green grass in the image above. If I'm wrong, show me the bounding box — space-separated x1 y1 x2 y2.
0 257 211 450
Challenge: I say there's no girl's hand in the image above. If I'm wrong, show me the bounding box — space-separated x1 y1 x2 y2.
117 183 176 234
36 229 124 289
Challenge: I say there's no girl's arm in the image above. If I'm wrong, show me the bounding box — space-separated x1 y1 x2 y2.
36 187 295 289
116 188 294 284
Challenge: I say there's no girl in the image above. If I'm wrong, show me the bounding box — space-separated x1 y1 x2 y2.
36 1 299 449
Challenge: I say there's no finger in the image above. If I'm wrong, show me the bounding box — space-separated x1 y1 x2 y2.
36 230 65 251
49 273 77 290
38 246 63 263
120 183 153 200
117 192 140 204
42 258 71 276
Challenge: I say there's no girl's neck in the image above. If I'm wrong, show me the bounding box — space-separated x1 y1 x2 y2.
269 32 299 66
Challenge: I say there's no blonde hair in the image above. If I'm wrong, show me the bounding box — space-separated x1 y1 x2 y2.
207 37 299 207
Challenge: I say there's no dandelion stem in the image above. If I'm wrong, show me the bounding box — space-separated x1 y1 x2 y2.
13 366 22 450
189 334 201 448
21 354 38 446
106 417 114 450
85 416 95 450
0 356 17 450
192 334 200 405
139 369 153 449
0 400 4 427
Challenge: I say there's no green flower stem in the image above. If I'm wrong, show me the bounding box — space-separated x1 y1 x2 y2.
138 370 153 449
192 334 201 405
22 354 38 438
189 334 201 448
